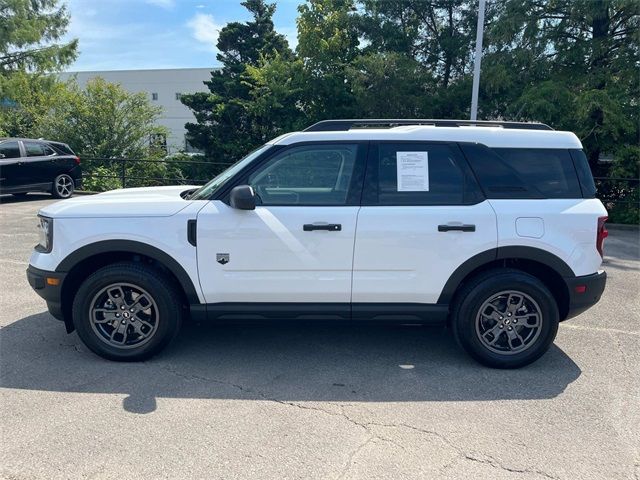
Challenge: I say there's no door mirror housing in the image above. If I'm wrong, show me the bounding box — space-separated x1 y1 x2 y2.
229 185 256 210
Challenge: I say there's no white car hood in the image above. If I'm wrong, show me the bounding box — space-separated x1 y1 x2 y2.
39 185 200 218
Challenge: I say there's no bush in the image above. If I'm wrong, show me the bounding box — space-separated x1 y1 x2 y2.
81 166 122 192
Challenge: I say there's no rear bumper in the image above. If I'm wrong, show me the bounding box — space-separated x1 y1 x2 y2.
564 270 607 320
26 265 66 321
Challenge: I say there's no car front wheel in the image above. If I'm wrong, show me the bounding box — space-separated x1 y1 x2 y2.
452 269 559 369
72 262 183 361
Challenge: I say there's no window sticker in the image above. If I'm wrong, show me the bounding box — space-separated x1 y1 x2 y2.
396 151 429 191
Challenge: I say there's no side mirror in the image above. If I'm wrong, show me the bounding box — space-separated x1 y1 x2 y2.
229 185 256 210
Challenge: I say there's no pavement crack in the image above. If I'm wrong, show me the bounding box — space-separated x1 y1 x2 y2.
159 366 561 479
367 422 559 480
336 436 374 480
459 451 559 479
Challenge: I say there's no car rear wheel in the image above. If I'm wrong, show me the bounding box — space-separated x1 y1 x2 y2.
452 269 559 369
72 262 183 361
52 174 74 198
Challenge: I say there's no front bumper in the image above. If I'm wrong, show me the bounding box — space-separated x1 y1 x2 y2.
26 265 66 322
564 270 607 320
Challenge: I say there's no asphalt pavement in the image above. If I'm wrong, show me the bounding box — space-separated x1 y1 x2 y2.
1 193 638 480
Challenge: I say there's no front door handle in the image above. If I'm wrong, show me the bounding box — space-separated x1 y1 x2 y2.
303 223 342 232
438 224 476 232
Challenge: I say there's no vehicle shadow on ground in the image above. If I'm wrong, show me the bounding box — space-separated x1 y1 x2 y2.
1 312 581 414
0 193 54 204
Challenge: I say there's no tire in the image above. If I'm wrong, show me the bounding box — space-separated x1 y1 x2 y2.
451 269 559 369
72 262 183 361
52 174 74 198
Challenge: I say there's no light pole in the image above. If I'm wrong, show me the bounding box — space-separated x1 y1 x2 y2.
470 0 486 121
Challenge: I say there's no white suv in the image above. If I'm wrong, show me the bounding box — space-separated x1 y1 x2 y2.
27 119 608 368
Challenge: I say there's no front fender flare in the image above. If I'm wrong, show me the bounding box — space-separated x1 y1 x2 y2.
56 239 201 304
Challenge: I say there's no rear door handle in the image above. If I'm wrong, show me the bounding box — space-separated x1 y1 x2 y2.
303 223 342 232
438 224 476 232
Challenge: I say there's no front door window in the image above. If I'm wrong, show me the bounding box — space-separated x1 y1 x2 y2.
248 144 359 206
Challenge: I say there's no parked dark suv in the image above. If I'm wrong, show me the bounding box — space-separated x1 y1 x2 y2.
0 138 82 199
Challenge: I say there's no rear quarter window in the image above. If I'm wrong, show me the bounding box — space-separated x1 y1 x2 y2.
569 149 596 198
494 148 582 198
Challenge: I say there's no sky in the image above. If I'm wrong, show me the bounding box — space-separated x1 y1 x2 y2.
62 0 303 72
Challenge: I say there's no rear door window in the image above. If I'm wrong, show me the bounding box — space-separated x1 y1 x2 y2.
364 143 481 205
0 141 21 159
494 148 581 198
24 142 48 157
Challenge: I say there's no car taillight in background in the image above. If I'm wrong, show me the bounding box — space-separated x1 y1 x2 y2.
74 156 81 165
596 216 608 258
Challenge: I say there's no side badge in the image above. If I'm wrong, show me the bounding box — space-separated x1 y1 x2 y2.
216 253 230 265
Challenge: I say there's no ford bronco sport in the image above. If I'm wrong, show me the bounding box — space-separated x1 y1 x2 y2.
27 119 608 368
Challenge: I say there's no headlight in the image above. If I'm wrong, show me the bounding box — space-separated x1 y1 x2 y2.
36 216 53 253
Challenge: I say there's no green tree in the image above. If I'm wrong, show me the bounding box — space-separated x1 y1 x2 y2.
346 52 431 117
0 0 78 73
38 77 165 158
34 78 182 191
484 0 639 170
296 0 360 120
0 71 67 136
243 53 308 139
180 0 291 160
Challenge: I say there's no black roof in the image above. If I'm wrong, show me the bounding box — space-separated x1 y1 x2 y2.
304 119 553 132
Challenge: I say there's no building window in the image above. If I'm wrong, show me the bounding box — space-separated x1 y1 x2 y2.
175 92 182 100
151 92 158 101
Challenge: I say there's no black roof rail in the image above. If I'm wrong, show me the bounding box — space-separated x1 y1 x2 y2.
304 119 554 132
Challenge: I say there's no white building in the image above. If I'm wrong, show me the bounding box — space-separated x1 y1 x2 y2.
59 68 213 153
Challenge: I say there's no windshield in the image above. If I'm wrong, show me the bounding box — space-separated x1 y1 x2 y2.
189 144 272 200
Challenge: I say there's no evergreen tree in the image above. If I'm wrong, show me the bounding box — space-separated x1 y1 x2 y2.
180 0 291 161
0 0 78 73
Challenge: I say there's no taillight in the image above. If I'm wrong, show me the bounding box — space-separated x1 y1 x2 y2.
596 216 608 258
74 156 81 165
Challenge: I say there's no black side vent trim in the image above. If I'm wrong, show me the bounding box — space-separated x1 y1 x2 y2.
187 219 197 247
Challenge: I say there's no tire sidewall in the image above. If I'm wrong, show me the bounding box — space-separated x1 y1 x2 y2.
73 266 180 361
455 274 559 368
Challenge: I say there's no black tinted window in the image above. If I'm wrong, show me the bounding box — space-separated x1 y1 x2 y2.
368 143 467 205
0 141 21 159
24 142 47 157
248 144 359 205
495 148 581 198
49 143 74 155
460 144 538 199
569 149 596 198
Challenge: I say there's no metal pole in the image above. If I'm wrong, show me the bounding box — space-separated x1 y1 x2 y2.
470 0 486 121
